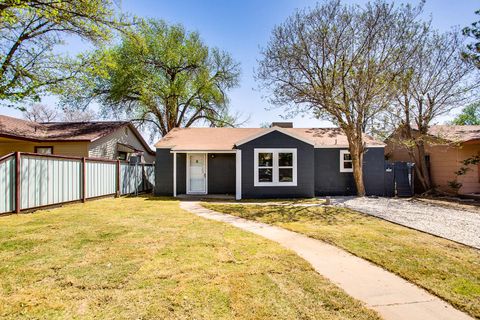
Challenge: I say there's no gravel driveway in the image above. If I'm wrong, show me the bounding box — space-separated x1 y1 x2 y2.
333 197 480 249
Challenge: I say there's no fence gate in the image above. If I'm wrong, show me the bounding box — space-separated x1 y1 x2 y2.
393 162 415 197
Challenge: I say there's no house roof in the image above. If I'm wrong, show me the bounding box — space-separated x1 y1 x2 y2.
0 115 155 154
154 127 384 151
427 125 480 143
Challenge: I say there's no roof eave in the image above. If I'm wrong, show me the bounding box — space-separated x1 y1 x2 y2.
0 133 92 143
235 127 315 146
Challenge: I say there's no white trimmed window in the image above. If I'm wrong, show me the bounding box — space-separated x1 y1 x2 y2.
340 150 353 172
254 149 297 186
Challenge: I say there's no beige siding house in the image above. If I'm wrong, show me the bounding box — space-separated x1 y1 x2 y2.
0 115 155 163
385 125 480 195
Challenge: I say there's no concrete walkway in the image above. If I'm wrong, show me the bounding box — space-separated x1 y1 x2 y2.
180 201 472 320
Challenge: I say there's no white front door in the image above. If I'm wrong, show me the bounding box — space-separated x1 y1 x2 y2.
187 154 207 194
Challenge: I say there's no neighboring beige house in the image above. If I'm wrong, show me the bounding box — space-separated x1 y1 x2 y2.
0 115 155 163
385 125 480 195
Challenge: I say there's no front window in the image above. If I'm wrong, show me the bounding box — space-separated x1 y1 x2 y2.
340 150 353 172
254 149 297 186
35 146 53 154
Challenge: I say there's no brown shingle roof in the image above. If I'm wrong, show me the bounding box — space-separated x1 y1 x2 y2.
155 127 265 150
0 115 155 155
0 115 128 141
155 127 384 150
428 125 480 143
287 128 384 147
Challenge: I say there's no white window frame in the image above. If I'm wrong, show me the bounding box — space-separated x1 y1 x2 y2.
254 148 297 186
340 150 353 173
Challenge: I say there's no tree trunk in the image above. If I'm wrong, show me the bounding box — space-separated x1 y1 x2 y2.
414 140 432 191
349 141 366 196
402 123 432 193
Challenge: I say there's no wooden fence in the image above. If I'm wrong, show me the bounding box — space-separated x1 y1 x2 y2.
0 152 154 214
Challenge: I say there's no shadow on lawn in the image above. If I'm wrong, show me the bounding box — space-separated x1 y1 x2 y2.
219 205 352 225
137 195 363 226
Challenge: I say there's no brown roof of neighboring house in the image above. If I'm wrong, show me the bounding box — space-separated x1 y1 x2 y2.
0 115 155 154
154 127 384 150
427 125 480 143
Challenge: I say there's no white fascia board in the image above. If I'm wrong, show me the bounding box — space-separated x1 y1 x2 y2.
173 152 177 197
314 145 385 148
235 127 315 147
235 149 242 200
169 150 236 153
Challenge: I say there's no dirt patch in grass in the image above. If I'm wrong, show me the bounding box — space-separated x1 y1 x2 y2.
202 203 480 319
0 197 379 319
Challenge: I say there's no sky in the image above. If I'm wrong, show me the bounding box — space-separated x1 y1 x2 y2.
1 0 478 128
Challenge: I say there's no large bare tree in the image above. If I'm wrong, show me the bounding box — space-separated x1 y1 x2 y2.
23 103 57 122
22 103 97 122
61 107 96 122
256 0 426 195
392 30 479 191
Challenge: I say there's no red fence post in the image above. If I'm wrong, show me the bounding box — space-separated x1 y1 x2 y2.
15 152 20 213
116 160 120 197
82 157 86 203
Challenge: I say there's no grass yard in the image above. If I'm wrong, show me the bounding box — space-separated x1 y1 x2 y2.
191 198 324 204
0 197 380 320
202 203 480 319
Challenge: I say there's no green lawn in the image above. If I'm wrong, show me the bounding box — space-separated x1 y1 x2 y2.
0 197 380 320
202 203 480 319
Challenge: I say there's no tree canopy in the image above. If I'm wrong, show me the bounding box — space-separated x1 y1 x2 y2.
61 19 241 137
0 0 126 105
463 9 480 68
452 102 480 125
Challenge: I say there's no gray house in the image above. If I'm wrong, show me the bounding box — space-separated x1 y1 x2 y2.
154 123 386 199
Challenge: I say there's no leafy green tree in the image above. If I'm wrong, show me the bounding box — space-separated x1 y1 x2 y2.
452 102 480 125
463 9 480 67
61 20 241 136
0 0 126 105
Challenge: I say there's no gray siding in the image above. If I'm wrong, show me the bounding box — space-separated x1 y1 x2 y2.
155 149 173 196
314 148 356 196
155 141 386 198
208 153 235 194
314 147 386 196
238 131 315 198
154 151 185 196
176 153 186 195
155 150 233 196
363 148 387 196
89 125 155 163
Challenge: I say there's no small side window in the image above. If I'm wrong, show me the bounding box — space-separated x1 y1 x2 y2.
340 150 353 172
118 151 128 160
35 146 53 154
